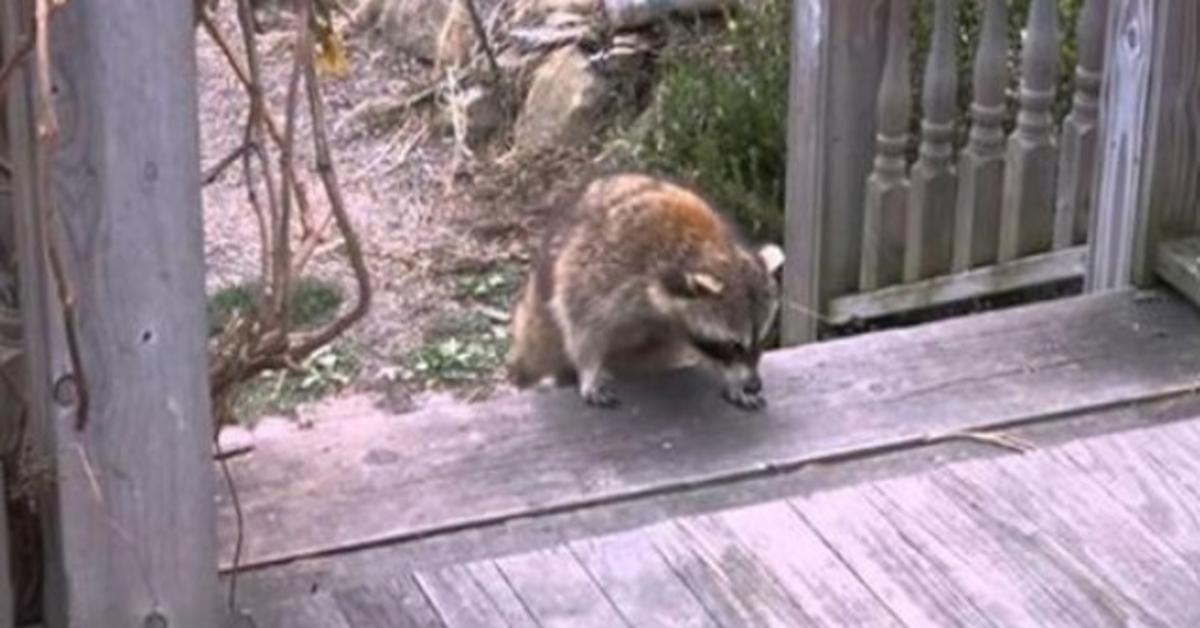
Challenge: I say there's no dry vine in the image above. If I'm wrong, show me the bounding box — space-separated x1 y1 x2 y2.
197 0 372 430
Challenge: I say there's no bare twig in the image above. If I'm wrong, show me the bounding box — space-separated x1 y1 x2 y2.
274 0 311 330
462 0 502 84
207 0 371 415
33 0 90 430
215 442 245 614
290 16 371 356
922 429 1037 453
202 142 252 185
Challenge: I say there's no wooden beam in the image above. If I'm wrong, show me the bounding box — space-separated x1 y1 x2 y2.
827 245 1086 325
217 289 1200 572
781 0 886 345
7 1 219 625
1085 0 1164 291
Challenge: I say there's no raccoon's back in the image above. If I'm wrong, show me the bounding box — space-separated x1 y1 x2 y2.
549 173 740 290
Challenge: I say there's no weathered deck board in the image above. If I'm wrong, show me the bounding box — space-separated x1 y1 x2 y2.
494 546 629 627
567 532 717 627
694 502 903 626
414 564 530 628
796 488 995 625
218 290 1200 570
331 579 447 628
851 478 1122 626
646 518 812 627
1055 425 1200 574
403 413 1200 628
934 449 1200 624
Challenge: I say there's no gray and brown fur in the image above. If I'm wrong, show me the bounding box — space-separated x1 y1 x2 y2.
507 172 786 411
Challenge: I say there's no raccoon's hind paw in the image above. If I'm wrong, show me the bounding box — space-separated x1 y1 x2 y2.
581 382 620 408
722 388 767 412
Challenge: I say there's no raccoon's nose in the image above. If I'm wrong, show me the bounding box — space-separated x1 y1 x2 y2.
743 374 762 394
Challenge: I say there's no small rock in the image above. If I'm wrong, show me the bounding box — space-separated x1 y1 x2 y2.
253 415 295 440
440 84 509 148
217 425 255 453
354 0 455 62
514 45 613 153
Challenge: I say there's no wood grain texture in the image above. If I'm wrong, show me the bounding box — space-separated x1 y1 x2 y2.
9 0 219 625
1058 420 1200 573
415 564 531 628
567 531 717 627
933 448 1200 625
795 487 995 625
854 475 1126 626
493 546 629 628
217 290 1200 570
710 501 902 626
1086 0 1160 290
332 578 448 628
254 591 351 628
644 520 811 627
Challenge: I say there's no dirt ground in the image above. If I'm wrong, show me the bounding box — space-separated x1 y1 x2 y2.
196 4 579 421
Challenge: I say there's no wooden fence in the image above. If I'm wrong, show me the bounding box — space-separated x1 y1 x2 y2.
781 0 1109 343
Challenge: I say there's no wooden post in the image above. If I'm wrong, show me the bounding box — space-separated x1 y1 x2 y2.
1086 0 1163 291
1053 0 1109 249
953 0 1008 271
998 0 1060 262
781 0 887 344
860 0 913 292
6 0 220 625
906 0 958 282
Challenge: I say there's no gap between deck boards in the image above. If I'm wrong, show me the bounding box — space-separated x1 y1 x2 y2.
216 288 1200 573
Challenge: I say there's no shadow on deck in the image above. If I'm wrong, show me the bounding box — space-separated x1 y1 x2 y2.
219 288 1200 626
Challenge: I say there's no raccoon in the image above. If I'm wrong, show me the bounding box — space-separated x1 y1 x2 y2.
506 172 786 411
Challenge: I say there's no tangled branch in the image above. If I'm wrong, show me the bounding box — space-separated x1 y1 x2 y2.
198 0 372 429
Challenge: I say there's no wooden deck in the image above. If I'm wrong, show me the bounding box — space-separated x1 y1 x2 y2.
220 288 1200 627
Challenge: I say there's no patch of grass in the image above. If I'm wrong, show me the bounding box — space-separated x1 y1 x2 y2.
395 309 510 387
231 340 363 421
207 275 345 337
452 263 522 307
393 261 523 388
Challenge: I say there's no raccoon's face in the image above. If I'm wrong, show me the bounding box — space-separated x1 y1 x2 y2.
658 244 785 410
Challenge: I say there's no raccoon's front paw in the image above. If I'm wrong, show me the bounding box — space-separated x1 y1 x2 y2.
582 383 620 408
722 387 767 412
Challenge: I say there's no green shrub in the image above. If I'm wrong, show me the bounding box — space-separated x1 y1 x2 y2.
621 0 791 244
622 0 1084 245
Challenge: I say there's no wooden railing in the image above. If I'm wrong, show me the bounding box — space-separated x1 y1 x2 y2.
782 0 1110 343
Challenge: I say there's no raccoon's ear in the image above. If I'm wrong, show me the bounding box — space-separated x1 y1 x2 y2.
662 270 725 298
758 243 785 277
